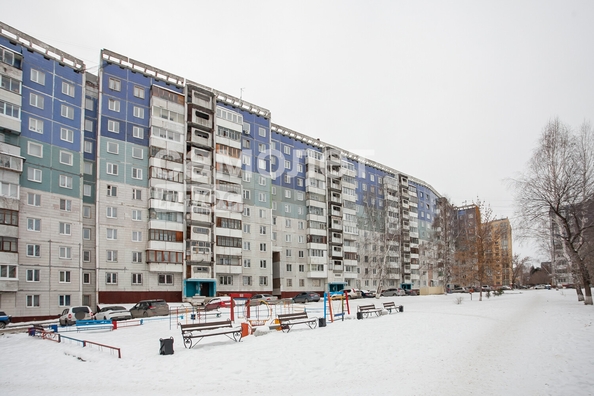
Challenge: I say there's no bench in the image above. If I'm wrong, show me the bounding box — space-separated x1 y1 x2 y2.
76 319 113 332
357 304 383 319
277 312 318 333
180 319 242 349
383 301 403 314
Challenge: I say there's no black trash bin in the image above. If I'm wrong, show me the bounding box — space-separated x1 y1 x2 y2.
160 337 174 355
399 305 404 313
356 312 363 320
318 317 326 327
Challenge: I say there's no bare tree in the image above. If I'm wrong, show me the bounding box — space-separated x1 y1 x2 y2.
358 189 401 295
511 254 531 287
431 196 458 290
512 119 594 305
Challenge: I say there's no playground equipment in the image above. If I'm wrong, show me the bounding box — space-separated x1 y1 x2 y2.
324 291 350 322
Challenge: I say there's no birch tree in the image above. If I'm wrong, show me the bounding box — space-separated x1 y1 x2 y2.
513 119 594 305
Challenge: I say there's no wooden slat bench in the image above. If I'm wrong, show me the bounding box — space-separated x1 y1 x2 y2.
76 319 113 331
357 304 383 318
383 301 403 314
180 319 242 349
277 312 318 333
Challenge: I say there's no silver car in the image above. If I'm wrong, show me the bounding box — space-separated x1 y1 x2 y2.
129 299 170 318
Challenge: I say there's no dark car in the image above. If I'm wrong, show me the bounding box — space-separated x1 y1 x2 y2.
129 299 170 318
0 311 11 328
361 290 377 298
293 292 320 303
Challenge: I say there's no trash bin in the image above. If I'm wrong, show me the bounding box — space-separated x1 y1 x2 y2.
241 322 251 337
159 337 174 355
190 313 196 321
356 312 363 320
28 327 36 336
318 317 326 327
50 324 58 332
399 305 404 313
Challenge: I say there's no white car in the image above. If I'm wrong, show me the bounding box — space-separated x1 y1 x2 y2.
59 306 94 326
251 294 279 304
95 305 133 321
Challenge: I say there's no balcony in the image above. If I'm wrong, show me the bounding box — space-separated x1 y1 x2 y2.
215 264 243 274
189 128 212 148
307 264 327 278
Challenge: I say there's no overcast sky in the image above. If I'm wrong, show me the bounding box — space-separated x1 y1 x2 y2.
4 0 594 262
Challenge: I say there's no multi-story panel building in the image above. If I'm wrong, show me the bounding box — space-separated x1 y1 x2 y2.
0 22 463 320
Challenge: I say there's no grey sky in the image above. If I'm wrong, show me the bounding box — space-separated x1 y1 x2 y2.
4 0 594 261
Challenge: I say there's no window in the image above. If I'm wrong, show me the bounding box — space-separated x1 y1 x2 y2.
83 205 91 218
59 151 73 166
84 161 93 175
286 279 292 287
83 250 91 262
106 163 118 175
27 218 41 231
26 295 40 307
132 126 144 139
106 141 119 154
132 231 142 242
60 128 74 143
59 222 71 235
61 104 74 119
259 176 266 186
243 207 250 216
258 127 266 137
259 226 267 235
106 272 118 284
286 249 292 257
28 141 43 157
131 168 142 180
243 190 251 200
83 228 91 240
85 119 93 132
243 276 252 286
106 206 117 218
132 252 143 263
259 276 268 286
132 147 143 159
107 119 120 133
284 145 291 155
258 192 267 202
59 246 71 259
59 271 71 283
260 259 267 269
243 172 251 182
83 273 90 284
28 117 43 133
258 159 266 169
27 244 40 257
26 269 40 282
30 92 44 109
85 98 94 110
242 155 251 166
108 98 120 112
259 143 266 152
62 81 75 97
285 234 292 242
27 193 41 206
132 273 143 285
0 264 16 279
285 190 291 199
106 250 118 262
299 264 305 272
59 198 71 211
259 209 266 219
132 189 141 200
132 209 142 221
133 106 144 119
133 85 145 99
83 184 92 196
243 259 251 268
243 241 250 251
108 78 121 91
30 69 45 85
284 160 291 169
158 274 174 285
107 228 117 240
260 243 267 252
28 167 42 182
59 175 72 189
84 140 93 153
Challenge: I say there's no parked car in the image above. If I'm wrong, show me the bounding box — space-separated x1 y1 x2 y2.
251 294 279 304
59 306 94 326
534 284 546 289
360 290 376 298
450 287 468 293
0 311 11 328
343 288 362 299
482 285 492 292
129 299 170 318
381 288 406 297
95 305 133 321
500 285 512 290
293 292 321 303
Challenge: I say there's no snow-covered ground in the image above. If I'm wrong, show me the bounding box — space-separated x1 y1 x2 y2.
1 289 592 395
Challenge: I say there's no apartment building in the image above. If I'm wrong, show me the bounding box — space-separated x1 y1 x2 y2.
0 22 451 321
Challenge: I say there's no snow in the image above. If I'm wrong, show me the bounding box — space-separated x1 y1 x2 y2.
1 289 593 395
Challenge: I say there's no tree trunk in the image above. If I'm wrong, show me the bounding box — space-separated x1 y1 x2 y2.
575 283 585 301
